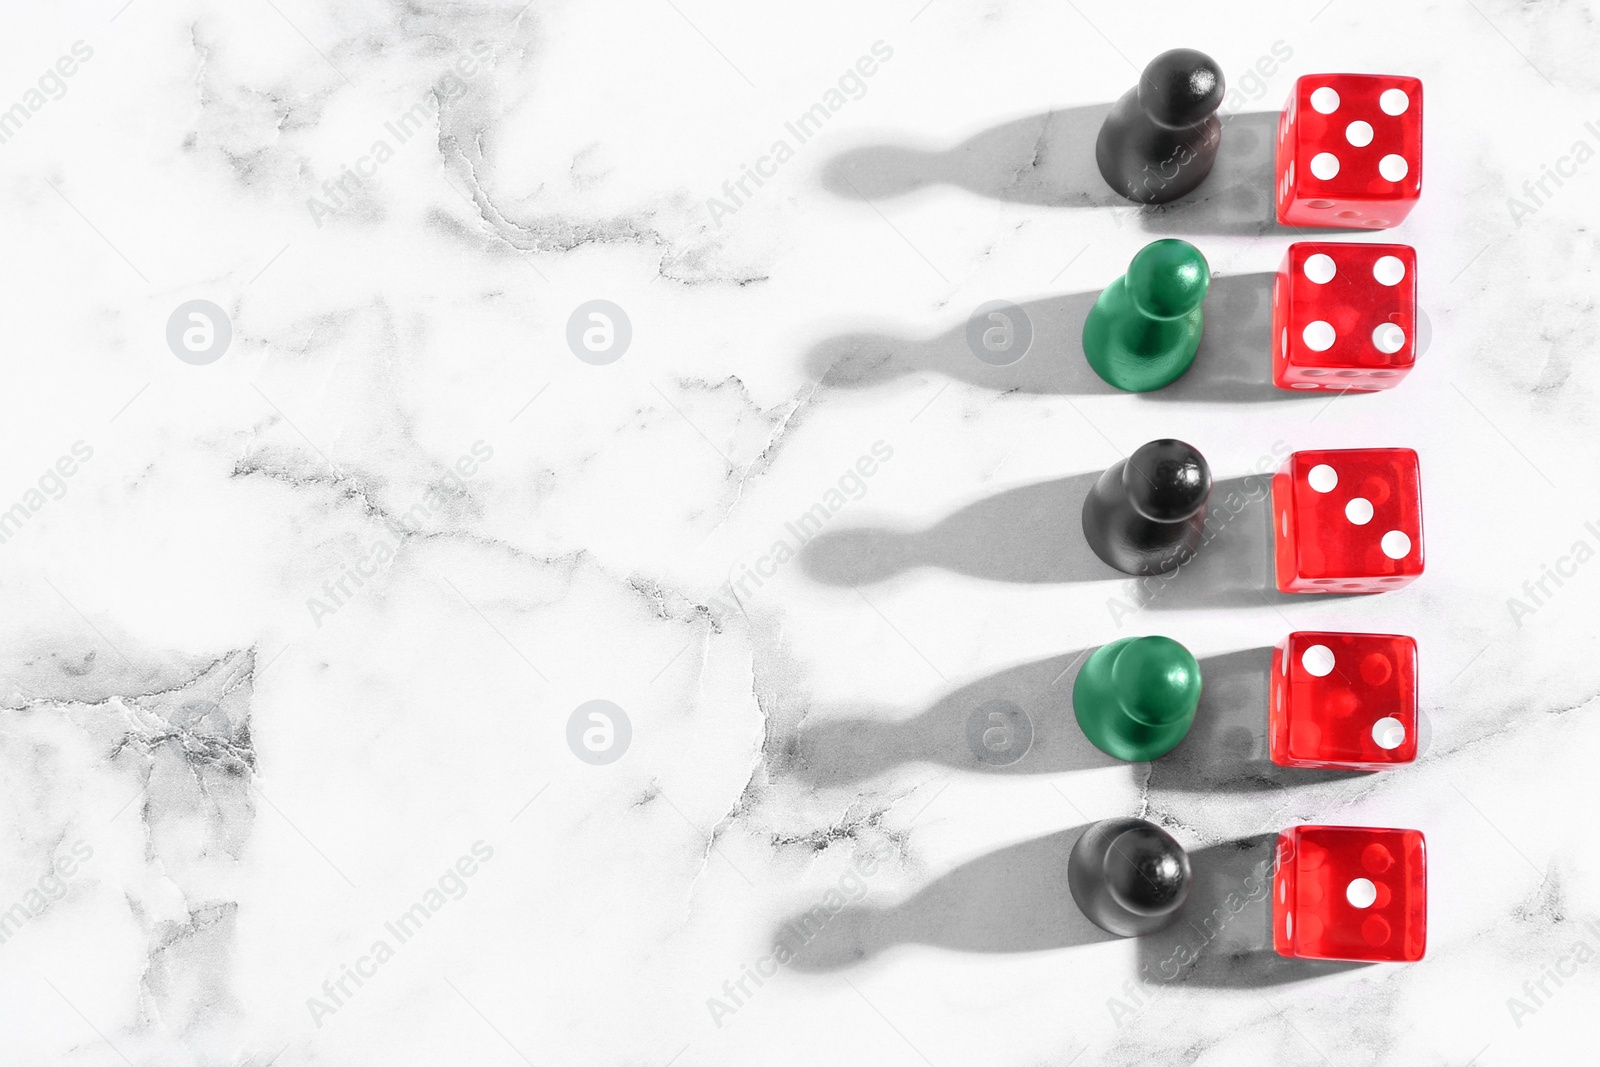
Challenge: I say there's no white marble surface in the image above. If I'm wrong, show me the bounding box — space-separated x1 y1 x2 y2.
1 1 1597 1064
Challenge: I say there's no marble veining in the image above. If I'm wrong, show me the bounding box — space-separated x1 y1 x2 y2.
0 1 1595 1064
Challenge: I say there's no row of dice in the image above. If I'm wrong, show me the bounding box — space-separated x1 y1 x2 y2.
1271 450 1425 961
1270 74 1427 964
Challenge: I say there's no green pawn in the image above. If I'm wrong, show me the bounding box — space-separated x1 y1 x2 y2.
1081 239 1210 392
1072 635 1201 761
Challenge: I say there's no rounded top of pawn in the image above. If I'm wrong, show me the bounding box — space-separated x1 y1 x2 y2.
1137 48 1224 128
1108 635 1202 727
1104 823 1192 916
1124 438 1210 523
1126 239 1210 321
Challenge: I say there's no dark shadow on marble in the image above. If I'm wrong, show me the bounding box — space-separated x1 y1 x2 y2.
1147 271 1277 404
781 824 1118 970
805 273 1321 404
1149 647 1372 794
1136 834 1371 987
804 290 1110 398
800 472 1116 586
821 104 1123 208
788 647 1117 787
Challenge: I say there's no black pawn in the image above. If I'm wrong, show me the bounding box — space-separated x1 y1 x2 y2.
1068 817 1192 937
1095 48 1225 204
1082 438 1211 576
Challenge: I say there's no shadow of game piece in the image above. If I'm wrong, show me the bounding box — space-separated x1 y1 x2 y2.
781 825 1119 971
802 472 1120 585
787 647 1119 787
822 104 1122 207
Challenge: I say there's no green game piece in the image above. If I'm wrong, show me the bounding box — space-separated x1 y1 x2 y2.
1081 239 1210 392
1072 635 1202 761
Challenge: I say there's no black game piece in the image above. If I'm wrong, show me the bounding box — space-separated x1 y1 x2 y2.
1081 438 1211 576
1095 48 1225 204
1068 817 1193 937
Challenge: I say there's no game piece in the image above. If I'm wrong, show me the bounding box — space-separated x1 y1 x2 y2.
1095 48 1225 204
1082 438 1212 575
1271 632 1418 769
1275 74 1422 228
1068 817 1193 937
1273 824 1426 962
1272 447 1424 593
1073 634 1202 761
1273 242 1418 391
1082 239 1211 392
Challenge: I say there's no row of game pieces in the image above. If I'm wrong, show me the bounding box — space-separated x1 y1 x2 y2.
1065 54 1429 964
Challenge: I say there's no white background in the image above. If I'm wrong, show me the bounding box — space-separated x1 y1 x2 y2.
0 1 1594 1064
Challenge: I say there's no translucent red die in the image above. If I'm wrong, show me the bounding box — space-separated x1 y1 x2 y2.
1270 632 1417 769
1273 825 1426 962
1275 74 1422 229
1272 242 1417 392
1272 447 1424 593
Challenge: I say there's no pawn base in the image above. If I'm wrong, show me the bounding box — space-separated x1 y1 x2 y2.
1082 278 1204 392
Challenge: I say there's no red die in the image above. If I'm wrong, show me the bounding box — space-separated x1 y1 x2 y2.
1272 242 1416 392
1273 825 1426 962
1275 74 1422 229
1273 448 1424 593
1270 632 1417 769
